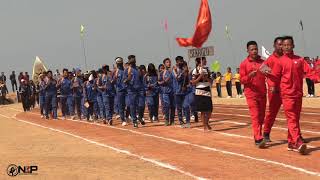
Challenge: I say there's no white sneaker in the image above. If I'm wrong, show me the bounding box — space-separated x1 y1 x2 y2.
191 115 195 121
227 96 232 99
41 115 44 119
61 116 66 120
310 94 314 98
122 122 127 126
152 116 156 122
306 94 311 98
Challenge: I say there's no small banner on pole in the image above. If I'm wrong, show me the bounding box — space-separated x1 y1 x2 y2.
188 46 214 59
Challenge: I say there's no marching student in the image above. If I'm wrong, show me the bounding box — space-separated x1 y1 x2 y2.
101 65 116 125
233 68 243 98
158 58 175 126
181 60 192 127
96 68 106 120
114 57 127 126
44 70 58 120
19 79 31 111
83 72 98 122
38 73 47 118
72 68 83 120
215 72 222 98
188 61 199 123
191 57 212 131
29 80 37 109
124 55 146 128
224 67 233 98
158 64 165 119
263 37 283 142
138 65 147 122
57 69 74 120
240 41 267 148
144 63 159 122
270 36 313 154
173 56 189 127
305 57 315 98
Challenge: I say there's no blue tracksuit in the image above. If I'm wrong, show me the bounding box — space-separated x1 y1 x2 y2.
159 69 175 123
45 79 58 119
59 78 74 117
187 73 198 121
39 80 46 115
125 66 143 123
102 74 115 120
73 77 83 119
144 75 158 120
83 80 98 119
115 68 126 122
96 77 106 119
173 68 190 124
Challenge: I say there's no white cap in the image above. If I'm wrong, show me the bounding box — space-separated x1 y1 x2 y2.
89 74 94 81
115 57 123 64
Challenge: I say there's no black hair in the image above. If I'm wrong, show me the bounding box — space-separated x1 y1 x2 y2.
247 41 258 49
63 68 68 73
147 63 157 76
274 36 283 44
175 56 184 62
128 55 136 60
139 65 146 71
163 58 171 64
195 57 201 66
158 64 164 71
282 36 294 44
47 70 52 74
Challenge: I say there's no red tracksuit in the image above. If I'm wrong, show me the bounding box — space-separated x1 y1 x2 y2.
240 56 267 141
263 53 282 134
270 52 310 146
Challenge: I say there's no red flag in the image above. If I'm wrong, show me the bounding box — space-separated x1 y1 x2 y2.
176 0 212 48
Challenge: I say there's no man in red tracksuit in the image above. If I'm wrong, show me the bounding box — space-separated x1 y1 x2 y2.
240 41 267 148
270 36 310 154
263 37 283 142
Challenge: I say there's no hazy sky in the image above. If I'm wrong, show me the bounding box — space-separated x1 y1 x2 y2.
0 0 319 79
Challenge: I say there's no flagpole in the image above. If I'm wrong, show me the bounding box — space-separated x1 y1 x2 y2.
81 36 88 71
166 32 172 59
300 21 307 56
225 25 237 68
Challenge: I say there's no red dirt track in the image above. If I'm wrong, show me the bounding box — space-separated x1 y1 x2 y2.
1 104 320 179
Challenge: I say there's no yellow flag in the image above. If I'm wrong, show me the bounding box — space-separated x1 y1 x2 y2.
80 25 85 36
225 25 231 40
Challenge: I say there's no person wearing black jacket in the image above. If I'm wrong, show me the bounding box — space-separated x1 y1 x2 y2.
19 79 31 111
10 71 17 92
0 80 9 105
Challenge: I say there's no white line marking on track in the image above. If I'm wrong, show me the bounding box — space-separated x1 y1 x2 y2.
2 108 320 177
8 107 319 148
214 106 320 116
6 113 320 177
0 113 206 180
214 112 320 124
213 113 320 134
